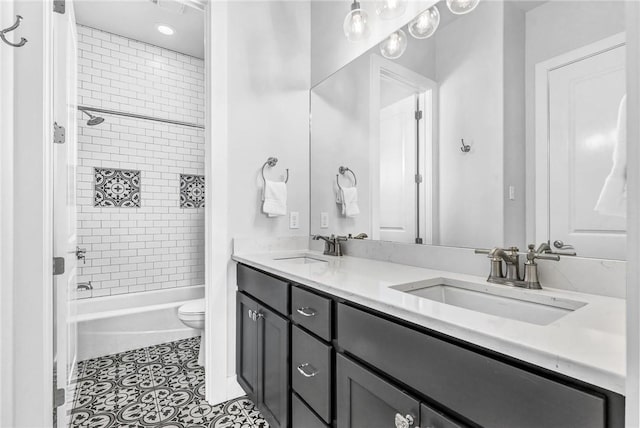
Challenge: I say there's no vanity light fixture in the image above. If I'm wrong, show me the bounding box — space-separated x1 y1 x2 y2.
408 5 440 39
446 0 480 15
156 24 175 36
343 0 370 42
379 29 407 59
375 0 408 20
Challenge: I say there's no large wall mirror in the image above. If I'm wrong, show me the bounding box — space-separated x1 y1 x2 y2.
310 0 627 260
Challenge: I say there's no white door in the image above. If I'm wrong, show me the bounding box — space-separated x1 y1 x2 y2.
546 41 626 260
53 4 78 426
378 94 418 243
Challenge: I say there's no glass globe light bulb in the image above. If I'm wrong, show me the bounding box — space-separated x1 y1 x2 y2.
344 1 371 42
446 0 480 15
379 29 408 60
408 6 440 39
375 0 408 20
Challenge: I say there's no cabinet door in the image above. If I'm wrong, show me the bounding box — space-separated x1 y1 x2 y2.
337 353 420 428
257 304 290 428
236 292 259 401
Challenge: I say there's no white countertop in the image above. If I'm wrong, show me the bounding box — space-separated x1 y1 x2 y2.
232 250 626 395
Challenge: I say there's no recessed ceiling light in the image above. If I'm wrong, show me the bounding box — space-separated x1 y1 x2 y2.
156 24 175 36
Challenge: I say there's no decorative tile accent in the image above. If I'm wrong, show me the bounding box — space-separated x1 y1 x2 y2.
94 168 141 208
71 337 268 428
180 174 205 208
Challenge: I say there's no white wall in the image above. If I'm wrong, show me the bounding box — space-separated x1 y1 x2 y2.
435 1 504 248
524 1 626 242
221 0 311 382
310 52 371 236
75 26 205 298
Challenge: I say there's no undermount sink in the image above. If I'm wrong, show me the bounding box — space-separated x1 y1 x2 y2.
391 277 587 326
273 256 328 265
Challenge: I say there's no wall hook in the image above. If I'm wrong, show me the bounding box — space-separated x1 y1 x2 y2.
1 15 28 48
460 138 471 153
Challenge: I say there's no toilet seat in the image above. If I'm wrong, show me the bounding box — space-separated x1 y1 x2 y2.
178 299 205 321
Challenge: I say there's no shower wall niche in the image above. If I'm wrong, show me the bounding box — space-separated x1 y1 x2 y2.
76 25 205 298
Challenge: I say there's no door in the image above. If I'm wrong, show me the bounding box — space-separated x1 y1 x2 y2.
378 93 419 243
256 304 290 428
52 3 78 427
336 353 420 428
236 292 259 400
541 36 626 259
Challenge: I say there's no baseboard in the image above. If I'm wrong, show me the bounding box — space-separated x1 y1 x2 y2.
226 375 245 400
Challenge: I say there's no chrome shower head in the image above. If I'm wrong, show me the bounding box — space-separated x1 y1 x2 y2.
81 110 105 126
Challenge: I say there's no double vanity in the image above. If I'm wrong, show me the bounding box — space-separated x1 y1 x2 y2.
233 249 625 428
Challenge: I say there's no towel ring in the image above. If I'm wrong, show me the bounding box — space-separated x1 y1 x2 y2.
336 166 357 189
261 157 289 184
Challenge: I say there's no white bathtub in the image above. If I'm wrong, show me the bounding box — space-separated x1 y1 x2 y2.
71 285 205 361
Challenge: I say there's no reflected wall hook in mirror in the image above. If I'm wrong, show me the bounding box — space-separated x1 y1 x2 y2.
336 166 357 188
1 15 28 48
460 138 471 153
261 156 289 184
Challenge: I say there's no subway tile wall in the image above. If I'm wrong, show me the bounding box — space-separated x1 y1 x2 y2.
76 25 205 298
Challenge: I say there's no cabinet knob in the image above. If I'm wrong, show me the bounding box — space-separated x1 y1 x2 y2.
296 307 317 317
296 363 319 378
395 413 415 428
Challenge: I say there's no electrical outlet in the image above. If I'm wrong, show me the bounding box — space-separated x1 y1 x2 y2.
508 185 516 201
289 211 299 229
320 212 329 229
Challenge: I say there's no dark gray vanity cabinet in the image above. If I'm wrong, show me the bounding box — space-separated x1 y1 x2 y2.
236 263 624 428
236 265 290 428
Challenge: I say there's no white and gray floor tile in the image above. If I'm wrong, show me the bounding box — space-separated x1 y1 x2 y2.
70 336 268 428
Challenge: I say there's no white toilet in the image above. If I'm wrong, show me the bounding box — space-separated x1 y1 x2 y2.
178 298 206 366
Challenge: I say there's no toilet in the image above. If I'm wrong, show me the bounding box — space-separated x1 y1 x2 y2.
178 298 206 366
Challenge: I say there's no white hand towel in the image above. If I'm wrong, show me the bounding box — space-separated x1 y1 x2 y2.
263 180 287 217
340 186 360 218
595 95 627 218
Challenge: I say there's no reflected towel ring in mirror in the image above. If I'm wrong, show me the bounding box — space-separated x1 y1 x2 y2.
261 157 289 184
337 166 357 189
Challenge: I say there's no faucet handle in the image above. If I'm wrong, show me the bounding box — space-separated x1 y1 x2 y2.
474 248 491 255
527 244 560 262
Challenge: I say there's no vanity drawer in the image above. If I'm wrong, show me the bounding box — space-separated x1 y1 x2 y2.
237 264 289 315
291 286 332 341
292 325 332 423
337 303 607 428
292 393 330 428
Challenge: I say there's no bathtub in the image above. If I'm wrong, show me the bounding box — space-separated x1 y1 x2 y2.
71 285 205 361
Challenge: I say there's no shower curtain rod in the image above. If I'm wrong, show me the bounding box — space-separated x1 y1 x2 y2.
77 106 205 129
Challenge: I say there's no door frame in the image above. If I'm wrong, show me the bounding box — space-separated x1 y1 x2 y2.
533 32 626 247
0 0 16 425
369 54 438 244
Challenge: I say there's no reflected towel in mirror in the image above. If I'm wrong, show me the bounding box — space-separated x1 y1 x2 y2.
263 180 287 217
340 186 360 218
595 95 626 218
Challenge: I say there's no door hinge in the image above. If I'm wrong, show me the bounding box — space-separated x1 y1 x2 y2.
414 174 423 184
53 122 65 144
415 110 423 120
54 388 65 407
53 0 65 14
53 257 65 275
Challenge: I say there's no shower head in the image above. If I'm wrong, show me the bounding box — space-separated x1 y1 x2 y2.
81 110 105 126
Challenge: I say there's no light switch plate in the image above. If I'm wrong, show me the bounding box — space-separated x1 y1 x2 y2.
289 211 299 229
508 185 516 201
320 212 329 229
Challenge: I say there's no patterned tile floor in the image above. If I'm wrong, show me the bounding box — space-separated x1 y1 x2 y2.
70 337 268 428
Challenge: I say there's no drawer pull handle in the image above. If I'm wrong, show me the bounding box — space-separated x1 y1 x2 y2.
395 413 415 428
296 307 317 317
296 363 319 377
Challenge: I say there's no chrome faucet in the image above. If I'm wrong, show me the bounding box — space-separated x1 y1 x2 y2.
77 281 93 291
475 244 560 289
313 234 347 256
